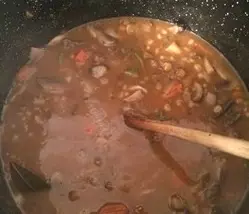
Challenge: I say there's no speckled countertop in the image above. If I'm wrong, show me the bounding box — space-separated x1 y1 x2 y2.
0 0 248 213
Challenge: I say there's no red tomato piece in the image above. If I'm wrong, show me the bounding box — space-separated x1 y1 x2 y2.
164 81 183 99
74 49 89 64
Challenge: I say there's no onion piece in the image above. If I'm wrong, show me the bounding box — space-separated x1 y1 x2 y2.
105 28 119 39
191 82 203 102
215 67 229 81
124 90 144 103
29 47 45 63
167 25 183 34
91 65 108 79
165 42 182 54
87 26 115 47
128 85 148 94
48 34 65 46
203 57 214 74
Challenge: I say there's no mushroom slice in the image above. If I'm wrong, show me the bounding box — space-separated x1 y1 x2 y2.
87 25 115 47
124 90 144 103
124 85 147 103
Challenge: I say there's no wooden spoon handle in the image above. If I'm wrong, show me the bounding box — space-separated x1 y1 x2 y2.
128 117 249 160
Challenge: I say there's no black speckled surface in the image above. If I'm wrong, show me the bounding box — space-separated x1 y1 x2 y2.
0 0 248 213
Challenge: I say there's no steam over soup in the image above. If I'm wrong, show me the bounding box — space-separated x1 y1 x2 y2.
1 17 249 214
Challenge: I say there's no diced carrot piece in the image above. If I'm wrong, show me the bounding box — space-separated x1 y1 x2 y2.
164 82 183 99
74 49 89 64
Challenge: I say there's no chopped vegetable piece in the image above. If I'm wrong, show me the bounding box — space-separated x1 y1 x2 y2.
197 72 210 82
167 25 183 34
105 28 119 39
129 85 148 94
191 82 204 102
162 62 172 72
175 69 186 79
163 81 183 99
205 92 217 106
213 105 223 115
165 42 182 54
48 34 65 46
87 25 116 47
74 49 89 64
215 67 229 81
91 65 108 79
124 90 144 102
29 47 45 64
203 57 214 74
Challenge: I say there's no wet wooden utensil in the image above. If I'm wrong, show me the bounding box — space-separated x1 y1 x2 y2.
124 115 249 160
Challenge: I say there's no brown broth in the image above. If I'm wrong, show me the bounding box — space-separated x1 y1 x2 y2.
1 17 249 214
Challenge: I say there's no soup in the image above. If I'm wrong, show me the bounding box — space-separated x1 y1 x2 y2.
1 17 249 214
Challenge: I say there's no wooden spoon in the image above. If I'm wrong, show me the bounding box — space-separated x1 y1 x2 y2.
124 115 249 160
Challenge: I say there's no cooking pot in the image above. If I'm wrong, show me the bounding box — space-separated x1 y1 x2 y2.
0 0 249 213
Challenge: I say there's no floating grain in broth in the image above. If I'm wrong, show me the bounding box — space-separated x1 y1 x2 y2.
1 17 249 214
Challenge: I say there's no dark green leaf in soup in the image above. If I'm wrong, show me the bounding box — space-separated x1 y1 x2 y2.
10 162 50 193
36 76 69 95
